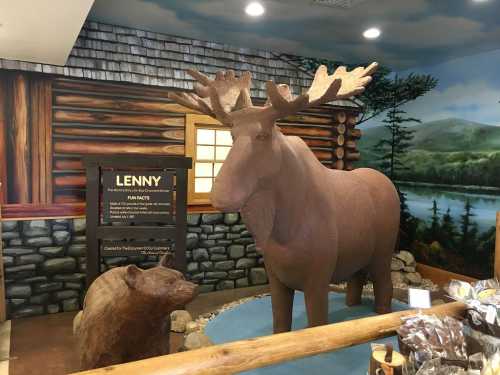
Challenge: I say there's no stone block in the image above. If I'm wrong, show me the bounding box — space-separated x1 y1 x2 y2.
230 224 246 233
226 233 240 240
53 290 79 301
187 213 200 226
208 246 226 255
62 298 80 312
8 239 22 246
5 264 36 275
3 247 35 256
236 258 256 269
214 225 229 233
236 278 249 288
200 261 213 271
228 245 245 259
200 225 214 234
210 254 228 261
53 273 86 282
24 276 48 283
224 213 239 225
6 285 32 298
47 304 60 314
201 213 223 224
53 231 71 245
29 293 50 305
2 232 19 240
214 260 235 271
42 257 77 274
72 235 86 244
192 248 209 262
216 280 234 290
249 268 268 285
207 233 225 240
67 244 86 257
73 218 86 233
205 271 227 279
25 236 52 247
186 233 199 249
234 238 254 245
228 269 245 279
23 220 50 237
39 246 65 257
2 221 17 232
3 256 14 267
187 262 199 273
34 282 64 293
18 254 45 265
197 284 214 293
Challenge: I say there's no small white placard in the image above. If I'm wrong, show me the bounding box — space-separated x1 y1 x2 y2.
485 305 496 324
408 288 431 309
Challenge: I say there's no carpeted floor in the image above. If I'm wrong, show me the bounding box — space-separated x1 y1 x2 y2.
205 292 408 375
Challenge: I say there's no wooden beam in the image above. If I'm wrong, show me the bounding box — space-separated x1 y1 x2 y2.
495 211 500 280
0 76 8 203
1 203 85 220
72 302 466 375
0 205 6 321
54 141 184 155
10 73 30 203
416 263 477 287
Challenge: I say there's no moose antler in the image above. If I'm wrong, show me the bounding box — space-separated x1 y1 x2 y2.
264 62 378 120
168 69 253 125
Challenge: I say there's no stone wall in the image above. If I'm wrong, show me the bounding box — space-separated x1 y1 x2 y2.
1 212 267 319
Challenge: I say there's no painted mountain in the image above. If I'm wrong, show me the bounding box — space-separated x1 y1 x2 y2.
356 118 500 187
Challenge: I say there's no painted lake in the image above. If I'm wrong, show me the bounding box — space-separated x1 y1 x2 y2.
399 185 500 233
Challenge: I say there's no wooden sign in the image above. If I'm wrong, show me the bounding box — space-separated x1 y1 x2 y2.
102 171 173 223
83 155 192 286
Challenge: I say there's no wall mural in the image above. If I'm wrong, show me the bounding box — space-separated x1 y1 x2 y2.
357 48 500 278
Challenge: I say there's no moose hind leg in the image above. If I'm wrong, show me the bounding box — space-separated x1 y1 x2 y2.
369 260 393 314
346 269 367 307
304 284 329 327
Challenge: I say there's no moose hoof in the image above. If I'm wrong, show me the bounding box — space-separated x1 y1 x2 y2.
374 305 392 314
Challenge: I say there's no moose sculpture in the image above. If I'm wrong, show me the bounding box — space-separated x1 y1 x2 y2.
169 63 400 332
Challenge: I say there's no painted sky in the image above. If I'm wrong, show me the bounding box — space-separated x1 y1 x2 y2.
89 0 500 70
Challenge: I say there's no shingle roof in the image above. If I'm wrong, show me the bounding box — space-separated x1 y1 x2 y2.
0 20 360 108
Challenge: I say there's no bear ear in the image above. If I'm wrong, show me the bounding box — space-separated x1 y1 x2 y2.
124 265 142 289
158 252 174 268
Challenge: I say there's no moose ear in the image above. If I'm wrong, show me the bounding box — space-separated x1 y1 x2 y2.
158 253 174 268
124 265 142 289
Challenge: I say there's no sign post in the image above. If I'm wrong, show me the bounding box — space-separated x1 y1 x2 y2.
83 155 192 287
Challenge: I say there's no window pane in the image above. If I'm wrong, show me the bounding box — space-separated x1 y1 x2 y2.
214 163 223 176
195 162 213 177
216 130 232 146
197 129 215 145
195 177 212 193
215 146 231 161
197 145 214 160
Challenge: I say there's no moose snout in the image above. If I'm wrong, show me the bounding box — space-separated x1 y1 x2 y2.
211 180 249 212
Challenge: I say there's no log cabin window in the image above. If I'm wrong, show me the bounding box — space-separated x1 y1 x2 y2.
185 114 231 205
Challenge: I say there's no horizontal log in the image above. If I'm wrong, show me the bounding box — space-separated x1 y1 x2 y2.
54 110 185 128
303 139 332 148
1 203 85 219
72 302 466 375
345 140 357 149
54 141 184 156
283 114 333 125
53 127 184 141
334 135 345 147
53 194 84 204
313 150 332 161
345 151 360 161
346 128 361 139
280 126 331 138
54 159 85 170
334 124 346 135
54 175 86 188
347 115 358 127
55 94 197 115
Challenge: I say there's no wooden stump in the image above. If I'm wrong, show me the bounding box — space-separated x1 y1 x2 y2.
369 344 405 375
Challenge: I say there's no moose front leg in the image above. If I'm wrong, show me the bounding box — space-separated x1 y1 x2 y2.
267 268 295 333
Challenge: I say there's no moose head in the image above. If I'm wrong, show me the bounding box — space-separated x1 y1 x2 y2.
169 63 378 212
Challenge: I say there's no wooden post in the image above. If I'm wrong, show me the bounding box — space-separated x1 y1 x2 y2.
495 211 500 280
11 73 30 203
0 201 6 322
71 301 466 375
0 77 7 204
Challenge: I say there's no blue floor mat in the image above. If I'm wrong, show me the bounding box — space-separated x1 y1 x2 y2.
205 291 408 375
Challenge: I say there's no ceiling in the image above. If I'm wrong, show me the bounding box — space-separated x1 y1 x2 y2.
0 0 94 65
88 0 500 70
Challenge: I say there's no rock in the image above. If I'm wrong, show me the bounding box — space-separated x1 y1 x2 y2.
208 246 226 255
73 218 86 233
234 238 254 245
47 304 60 314
226 233 241 240
11 305 44 318
187 213 201 226
62 298 80 312
170 310 193 333
200 261 213 271
42 257 76 273
390 258 405 271
403 266 416 273
24 276 48 283
18 254 45 265
53 231 71 245
205 271 227 279
185 321 199 334
65 282 83 290
201 213 223 225
67 244 86 256
228 269 245 279
10 299 26 307
2 232 19 240
53 273 86 282
214 260 235 271
53 290 79 301
3 256 14 267
200 239 216 247
236 258 256 269
210 254 228 261
3 247 35 256
246 244 257 252
230 224 247 233
39 246 65 257
29 293 50 305
207 233 225 240
249 268 268 285
25 236 53 247
216 280 235 290
236 277 249 288
5 264 36 275
23 220 50 237
394 251 416 266
186 233 199 250
6 285 32 298
228 245 245 259
406 272 422 285
9 238 23 246
187 227 202 234
197 284 215 293
192 248 209 262
183 332 213 350
214 225 229 233
34 282 63 293
224 213 239 225
187 262 199 273
200 225 213 234
2 221 17 232
391 271 407 285
72 235 86 244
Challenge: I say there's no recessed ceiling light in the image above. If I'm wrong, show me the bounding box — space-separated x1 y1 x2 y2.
363 27 381 39
245 2 265 17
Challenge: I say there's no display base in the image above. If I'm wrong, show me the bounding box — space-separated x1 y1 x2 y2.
205 292 408 375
